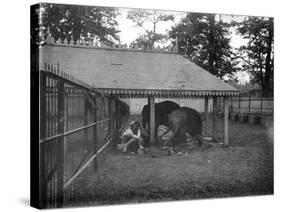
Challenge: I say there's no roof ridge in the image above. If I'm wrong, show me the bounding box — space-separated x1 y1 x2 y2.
45 27 178 54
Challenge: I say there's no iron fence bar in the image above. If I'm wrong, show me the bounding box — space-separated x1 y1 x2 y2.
44 70 111 100
43 70 92 93
92 97 98 172
40 118 110 144
56 75 65 208
40 64 130 208
39 70 47 208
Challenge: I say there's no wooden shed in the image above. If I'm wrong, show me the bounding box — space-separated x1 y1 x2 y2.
40 33 238 146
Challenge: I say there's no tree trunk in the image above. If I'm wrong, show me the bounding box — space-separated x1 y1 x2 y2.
259 50 264 92
208 15 216 76
264 18 273 96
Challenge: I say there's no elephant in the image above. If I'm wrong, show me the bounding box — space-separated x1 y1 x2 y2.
160 107 212 149
141 100 180 137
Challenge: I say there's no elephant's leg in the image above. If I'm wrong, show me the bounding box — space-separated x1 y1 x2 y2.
163 125 181 148
175 127 186 145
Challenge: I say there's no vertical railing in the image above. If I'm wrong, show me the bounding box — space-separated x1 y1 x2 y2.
56 74 65 207
39 63 129 208
93 97 98 172
39 70 47 208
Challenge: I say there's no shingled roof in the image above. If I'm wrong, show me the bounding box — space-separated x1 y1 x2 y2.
39 38 238 98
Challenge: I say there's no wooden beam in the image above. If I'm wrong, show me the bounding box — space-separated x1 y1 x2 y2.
149 96 155 144
224 97 230 146
204 97 209 136
212 96 217 139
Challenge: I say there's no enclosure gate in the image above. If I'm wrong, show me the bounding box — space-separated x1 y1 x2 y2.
39 63 129 208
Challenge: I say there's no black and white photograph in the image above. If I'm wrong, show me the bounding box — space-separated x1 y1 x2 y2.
29 1 275 210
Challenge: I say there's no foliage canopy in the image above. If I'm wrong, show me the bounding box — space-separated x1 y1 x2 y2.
32 4 120 46
127 9 174 49
169 13 236 79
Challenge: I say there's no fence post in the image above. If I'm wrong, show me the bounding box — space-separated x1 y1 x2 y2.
115 100 119 130
112 98 116 133
230 97 233 113
149 95 156 144
112 99 114 131
248 92 251 114
39 70 47 208
84 93 89 147
204 97 209 136
109 98 115 150
224 97 230 146
212 96 217 139
238 93 241 114
218 98 220 112
108 98 113 138
261 94 263 114
56 75 65 208
92 96 98 172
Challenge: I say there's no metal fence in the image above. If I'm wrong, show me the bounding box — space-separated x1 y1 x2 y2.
39 63 129 208
217 94 273 116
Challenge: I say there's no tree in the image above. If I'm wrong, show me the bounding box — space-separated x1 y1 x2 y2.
35 4 120 46
127 9 174 49
169 13 235 79
235 17 273 96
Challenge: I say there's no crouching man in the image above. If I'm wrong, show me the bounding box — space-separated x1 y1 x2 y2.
121 121 144 154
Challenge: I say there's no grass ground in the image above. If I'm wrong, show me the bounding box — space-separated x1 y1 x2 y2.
69 115 273 207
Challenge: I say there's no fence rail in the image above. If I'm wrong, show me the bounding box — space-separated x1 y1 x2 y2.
39 119 110 144
217 94 273 116
39 63 129 208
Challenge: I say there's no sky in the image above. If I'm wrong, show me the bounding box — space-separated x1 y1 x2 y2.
115 8 250 84
116 8 248 48
116 8 186 46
